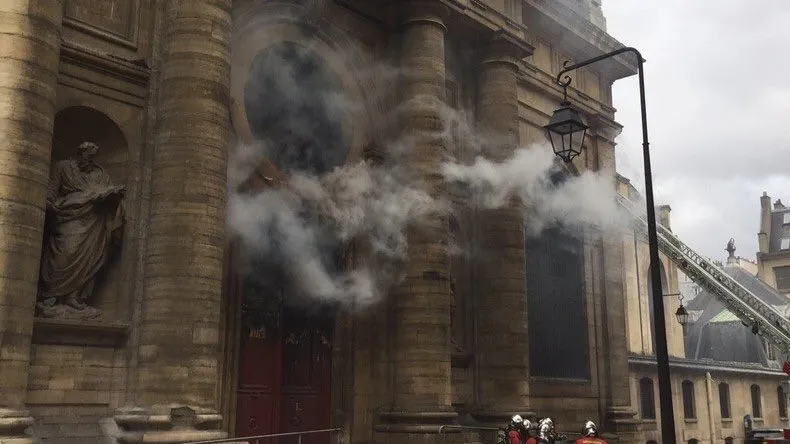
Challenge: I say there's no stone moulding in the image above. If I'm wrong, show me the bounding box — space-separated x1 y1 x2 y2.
32 318 130 348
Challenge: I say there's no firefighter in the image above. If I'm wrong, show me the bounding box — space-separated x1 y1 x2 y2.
536 417 556 444
575 420 607 444
498 415 525 444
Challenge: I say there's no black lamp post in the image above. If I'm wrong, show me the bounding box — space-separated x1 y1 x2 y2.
545 47 677 444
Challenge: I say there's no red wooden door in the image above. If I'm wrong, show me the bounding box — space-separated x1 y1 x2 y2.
235 320 282 438
279 310 333 444
235 307 333 443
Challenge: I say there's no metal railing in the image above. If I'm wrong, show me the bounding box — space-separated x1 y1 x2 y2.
184 428 343 444
438 425 499 444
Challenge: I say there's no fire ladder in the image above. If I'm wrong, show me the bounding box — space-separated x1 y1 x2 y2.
617 195 790 354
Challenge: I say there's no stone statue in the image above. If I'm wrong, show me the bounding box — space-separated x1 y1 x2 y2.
37 141 126 319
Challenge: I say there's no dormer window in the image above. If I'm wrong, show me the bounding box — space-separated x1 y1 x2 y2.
783 212 790 225
782 238 790 250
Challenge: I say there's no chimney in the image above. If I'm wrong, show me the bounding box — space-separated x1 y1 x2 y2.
758 192 771 254
657 205 672 231
775 199 786 210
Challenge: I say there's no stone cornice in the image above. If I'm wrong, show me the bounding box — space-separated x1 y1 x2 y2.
521 0 638 82
628 354 788 378
60 41 151 87
481 29 535 67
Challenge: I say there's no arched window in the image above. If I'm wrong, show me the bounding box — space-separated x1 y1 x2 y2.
646 261 668 354
682 380 696 419
778 385 788 418
724 438 734 444
719 382 731 419
751 384 762 418
640 377 656 419
526 167 588 379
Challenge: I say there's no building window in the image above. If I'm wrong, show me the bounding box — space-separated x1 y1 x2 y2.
724 438 734 444
719 382 731 419
764 338 777 360
775 266 790 292
751 384 763 418
781 238 790 250
682 380 696 419
779 386 788 418
639 377 656 420
783 212 790 224
526 168 589 379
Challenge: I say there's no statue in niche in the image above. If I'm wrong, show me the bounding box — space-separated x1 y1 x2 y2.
36 141 126 319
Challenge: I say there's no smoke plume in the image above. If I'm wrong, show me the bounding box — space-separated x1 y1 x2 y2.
226 26 629 311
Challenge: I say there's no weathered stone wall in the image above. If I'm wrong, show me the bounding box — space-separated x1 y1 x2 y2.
632 369 790 443
0 0 645 442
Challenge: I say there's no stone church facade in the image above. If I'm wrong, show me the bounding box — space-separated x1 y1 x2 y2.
0 1 646 443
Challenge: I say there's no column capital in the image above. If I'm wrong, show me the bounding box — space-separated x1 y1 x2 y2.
480 29 535 67
390 0 450 32
588 114 623 145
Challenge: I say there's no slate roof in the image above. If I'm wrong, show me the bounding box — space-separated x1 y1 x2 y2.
684 262 790 365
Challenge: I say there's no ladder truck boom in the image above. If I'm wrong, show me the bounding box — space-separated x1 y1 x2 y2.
617 195 790 354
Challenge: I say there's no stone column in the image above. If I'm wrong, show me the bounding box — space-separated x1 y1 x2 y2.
473 31 533 423
377 1 455 442
592 119 639 438
113 1 231 442
0 1 64 442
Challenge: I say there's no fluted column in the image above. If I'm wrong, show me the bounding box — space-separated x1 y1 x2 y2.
473 32 532 423
114 1 231 442
378 0 454 438
0 1 64 442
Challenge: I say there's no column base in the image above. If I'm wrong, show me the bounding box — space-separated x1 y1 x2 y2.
0 409 34 444
603 406 640 442
374 410 458 444
108 405 227 444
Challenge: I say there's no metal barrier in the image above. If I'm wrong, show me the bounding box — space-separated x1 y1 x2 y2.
438 425 581 444
438 425 500 444
184 427 343 444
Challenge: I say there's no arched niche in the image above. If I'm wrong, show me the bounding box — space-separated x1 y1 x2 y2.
49 106 129 317
231 9 382 186
52 106 129 186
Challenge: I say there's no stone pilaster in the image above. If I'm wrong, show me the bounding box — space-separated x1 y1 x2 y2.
0 1 64 442
592 120 639 438
377 1 455 442
115 1 231 442
472 31 533 424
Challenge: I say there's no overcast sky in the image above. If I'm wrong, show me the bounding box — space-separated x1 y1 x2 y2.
602 0 790 263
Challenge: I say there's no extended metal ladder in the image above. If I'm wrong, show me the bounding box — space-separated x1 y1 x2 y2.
618 195 790 353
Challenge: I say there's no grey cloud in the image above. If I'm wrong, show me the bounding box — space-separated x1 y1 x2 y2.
604 0 790 260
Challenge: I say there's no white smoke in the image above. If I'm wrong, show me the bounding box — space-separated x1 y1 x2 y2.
441 145 628 236
227 24 629 311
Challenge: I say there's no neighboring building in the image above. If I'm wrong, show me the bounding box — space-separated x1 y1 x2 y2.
618 176 790 443
758 193 790 294
0 1 654 443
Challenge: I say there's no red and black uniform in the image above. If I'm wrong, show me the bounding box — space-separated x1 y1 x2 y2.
507 429 522 444
525 437 537 444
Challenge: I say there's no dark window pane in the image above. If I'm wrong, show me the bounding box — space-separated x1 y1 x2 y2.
639 378 656 419
751 384 762 418
682 380 696 419
719 383 731 419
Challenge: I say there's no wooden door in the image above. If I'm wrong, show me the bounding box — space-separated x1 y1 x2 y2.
279 309 334 444
235 318 282 438
235 306 333 443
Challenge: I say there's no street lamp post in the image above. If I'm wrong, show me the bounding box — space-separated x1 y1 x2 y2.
544 47 677 444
